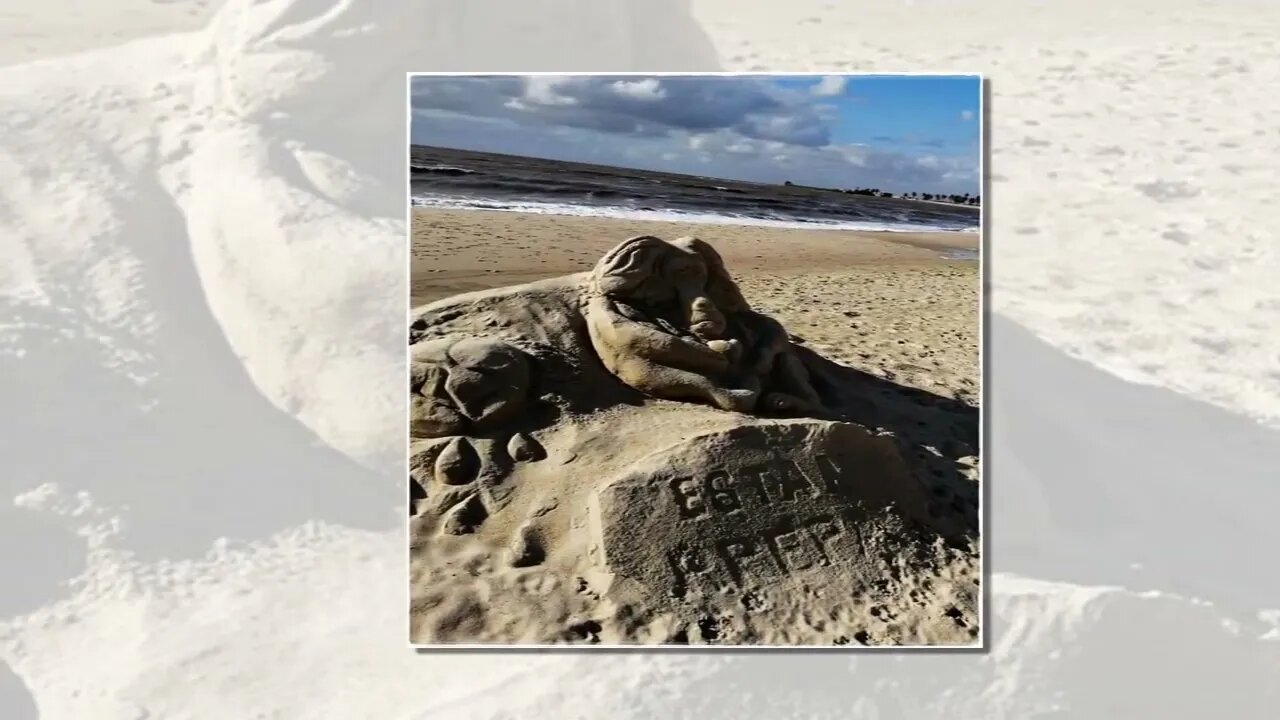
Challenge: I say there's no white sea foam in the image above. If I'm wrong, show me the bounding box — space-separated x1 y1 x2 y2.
410 194 978 233
410 164 475 174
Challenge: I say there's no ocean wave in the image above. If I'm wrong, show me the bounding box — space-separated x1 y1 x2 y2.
410 164 474 176
410 194 977 233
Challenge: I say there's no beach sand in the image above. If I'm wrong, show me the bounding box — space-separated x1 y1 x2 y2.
411 208 980 405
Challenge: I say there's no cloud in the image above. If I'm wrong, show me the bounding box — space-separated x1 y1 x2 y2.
411 75 831 146
610 78 666 101
663 129 975 191
523 76 579 106
737 111 829 146
812 76 848 97
960 109 975 121
409 75 980 195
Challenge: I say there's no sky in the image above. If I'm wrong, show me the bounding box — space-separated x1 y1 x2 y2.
410 74 981 196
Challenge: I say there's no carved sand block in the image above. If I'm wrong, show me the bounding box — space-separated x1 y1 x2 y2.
588 420 935 602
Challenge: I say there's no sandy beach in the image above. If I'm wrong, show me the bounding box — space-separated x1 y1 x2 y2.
412 208 980 406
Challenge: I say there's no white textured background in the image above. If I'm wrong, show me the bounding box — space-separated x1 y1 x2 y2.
2 0 1279 717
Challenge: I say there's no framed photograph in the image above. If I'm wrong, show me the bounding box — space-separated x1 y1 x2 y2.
407 73 982 647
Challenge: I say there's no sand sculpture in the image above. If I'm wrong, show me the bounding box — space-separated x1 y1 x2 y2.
409 236 979 646
586 236 825 414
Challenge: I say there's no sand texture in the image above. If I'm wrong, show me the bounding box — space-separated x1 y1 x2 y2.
409 211 980 645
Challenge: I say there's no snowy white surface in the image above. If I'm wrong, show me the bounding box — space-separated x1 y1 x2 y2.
2 0 1279 717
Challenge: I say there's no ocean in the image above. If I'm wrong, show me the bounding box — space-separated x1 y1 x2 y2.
409 145 981 236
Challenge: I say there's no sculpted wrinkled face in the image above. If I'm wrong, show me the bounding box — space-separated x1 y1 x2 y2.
669 236 749 316
591 236 740 340
657 250 726 337
661 250 708 291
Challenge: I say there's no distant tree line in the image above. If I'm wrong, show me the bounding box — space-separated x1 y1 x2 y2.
783 180 980 206
899 190 981 206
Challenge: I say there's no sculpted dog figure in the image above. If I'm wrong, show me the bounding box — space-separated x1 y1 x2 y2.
585 235 826 414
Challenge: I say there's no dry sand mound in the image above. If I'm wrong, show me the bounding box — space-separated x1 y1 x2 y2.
409 236 979 645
